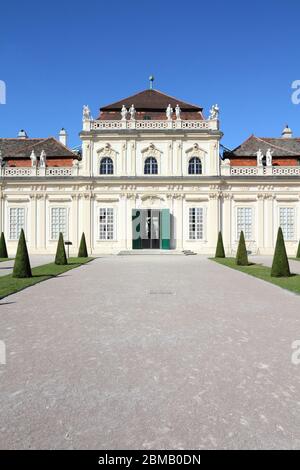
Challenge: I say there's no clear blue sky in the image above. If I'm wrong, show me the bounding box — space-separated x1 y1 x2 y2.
1 0 299 149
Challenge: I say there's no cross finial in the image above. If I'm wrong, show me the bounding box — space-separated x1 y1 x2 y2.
149 75 154 90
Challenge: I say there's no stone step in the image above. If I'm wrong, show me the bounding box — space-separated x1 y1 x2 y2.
117 250 184 256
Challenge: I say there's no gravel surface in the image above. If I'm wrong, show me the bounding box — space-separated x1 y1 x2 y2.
0 255 300 449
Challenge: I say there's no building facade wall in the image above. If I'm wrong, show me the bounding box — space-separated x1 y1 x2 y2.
1 177 300 256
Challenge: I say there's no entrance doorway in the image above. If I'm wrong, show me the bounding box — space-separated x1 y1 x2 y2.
132 209 170 250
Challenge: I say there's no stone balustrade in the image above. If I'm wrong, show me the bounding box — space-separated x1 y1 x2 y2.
88 119 218 131
221 164 300 176
1 166 77 177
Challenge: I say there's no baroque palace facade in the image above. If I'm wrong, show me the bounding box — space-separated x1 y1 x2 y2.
1 86 300 256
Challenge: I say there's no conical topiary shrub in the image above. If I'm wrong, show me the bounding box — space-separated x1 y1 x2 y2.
0 232 8 259
271 227 291 277
78 232 88 258
215 231 225 258
296 240 300 259
55 232 67 265
236 231 249 266
12 229 32 278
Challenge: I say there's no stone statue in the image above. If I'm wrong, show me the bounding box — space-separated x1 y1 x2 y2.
121 105 127 120
40 150 46 168
129 104 136 120
266 148 273 166
175 104 181 120
72 159 79 167
82 105 91 121
166 104 173 120
256 149 264 166
209 104 219 120
30 150 37 167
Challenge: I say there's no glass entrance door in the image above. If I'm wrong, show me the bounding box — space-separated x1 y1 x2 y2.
141 209 160 249
132 209 170 250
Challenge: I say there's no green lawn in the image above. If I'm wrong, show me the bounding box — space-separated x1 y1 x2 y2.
212 257 300 295
0 258 13 262
0 257 94 299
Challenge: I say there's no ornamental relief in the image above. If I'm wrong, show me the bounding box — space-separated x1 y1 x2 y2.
185 143 206 158
141 143 162 159
140 193 165 203
97 143 119 159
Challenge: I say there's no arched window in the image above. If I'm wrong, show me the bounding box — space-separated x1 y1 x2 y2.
144 157 158 175
188 157 202 175
100 157 114 175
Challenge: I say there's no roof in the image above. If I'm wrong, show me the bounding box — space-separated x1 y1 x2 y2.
225 135 300 158
0 137 79 159
100 89 202 112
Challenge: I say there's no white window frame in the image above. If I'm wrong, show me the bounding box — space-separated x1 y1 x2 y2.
188 207 204 240
279 206 296 241
236 206 253 241
8 207 26 241
98 207 115 241
50 207 68 241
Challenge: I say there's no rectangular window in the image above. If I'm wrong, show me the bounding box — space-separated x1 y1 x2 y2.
280 207 295 240
9 208 25 240
51 207 67 240
237 207 252 240
99 208 114 240
189 207 203 240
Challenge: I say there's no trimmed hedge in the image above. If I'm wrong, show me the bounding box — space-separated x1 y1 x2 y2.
215 231 225 258
236 231 249 266
0 232 8 259
271 227 291 277
55 232 67 265
12 229 32 278
78 232 88 258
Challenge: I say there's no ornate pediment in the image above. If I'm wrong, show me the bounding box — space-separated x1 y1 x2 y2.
97 143 118 158
140 193 165 204
141 143 162 159
185 143 206 157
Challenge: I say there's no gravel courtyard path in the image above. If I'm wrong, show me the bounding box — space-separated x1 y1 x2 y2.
0 255 300 449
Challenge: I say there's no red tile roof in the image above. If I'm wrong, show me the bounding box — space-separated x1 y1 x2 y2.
0 137 79 160
100 89 203 112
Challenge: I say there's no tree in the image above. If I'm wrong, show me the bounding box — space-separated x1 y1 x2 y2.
78 232 88 258
296 240 300 259
271 227 291 277
215 231 225 258
236 231 249 266
12 229 32 278
0 232 8 259
55 232 67 265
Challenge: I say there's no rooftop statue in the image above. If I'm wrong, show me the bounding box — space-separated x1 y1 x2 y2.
209 104 219 120
129 104 136 120
121 105 127 121
166 104 173 120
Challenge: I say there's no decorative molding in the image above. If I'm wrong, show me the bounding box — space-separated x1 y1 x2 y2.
97 143 119 159
141 143 162 159
185 143 207 158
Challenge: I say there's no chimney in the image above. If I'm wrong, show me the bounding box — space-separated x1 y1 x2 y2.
281 124 293 139
18 129 28 139
59 128 68 147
